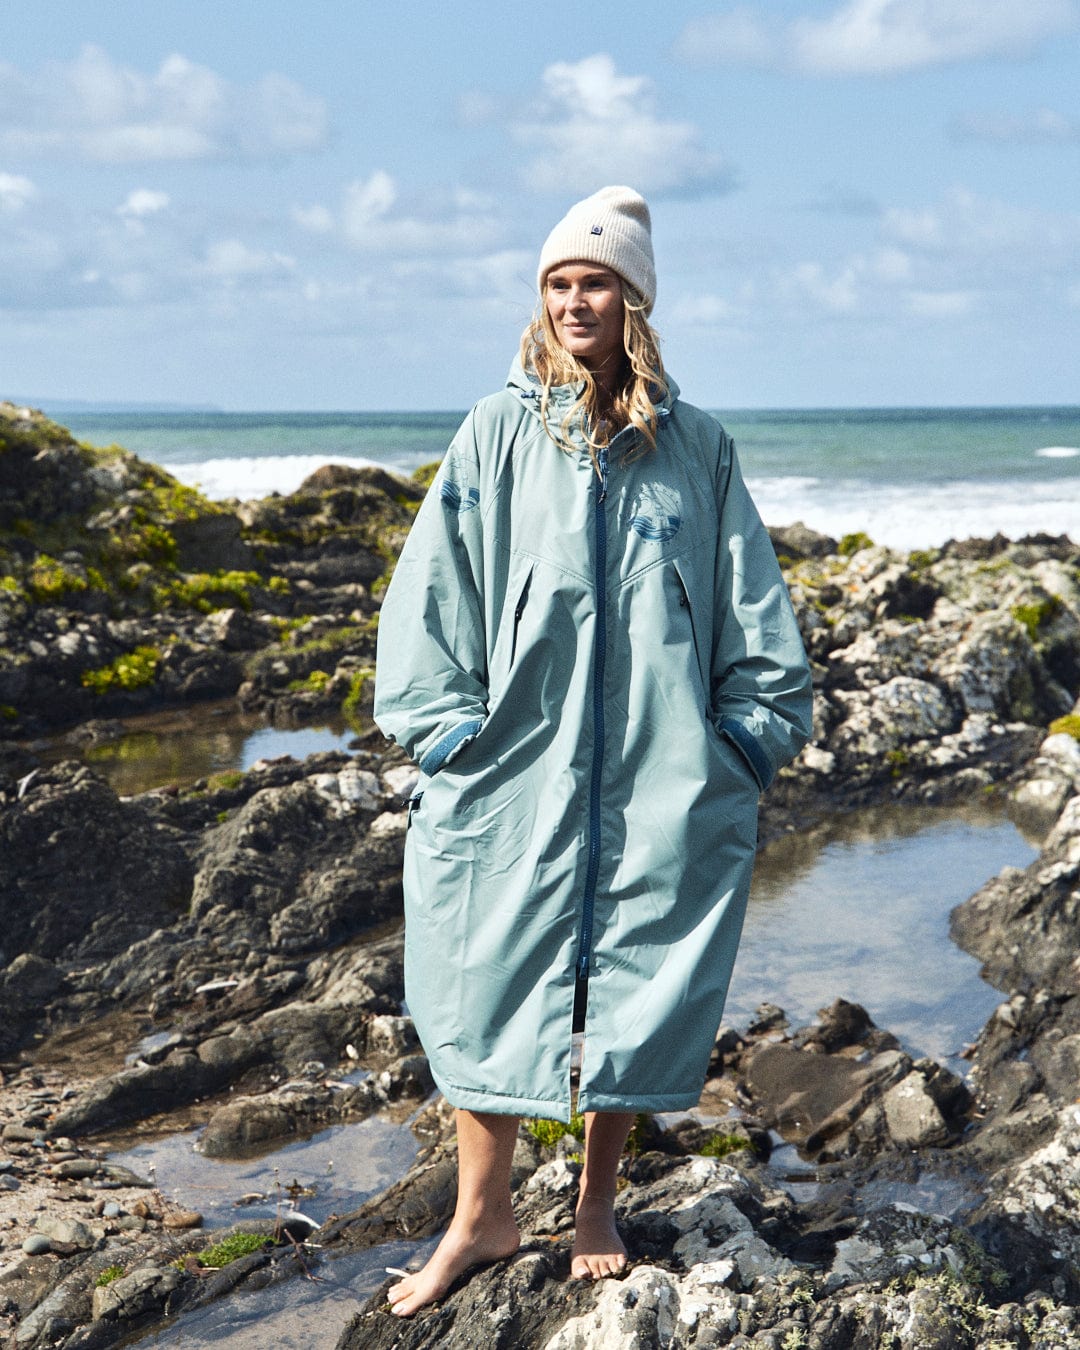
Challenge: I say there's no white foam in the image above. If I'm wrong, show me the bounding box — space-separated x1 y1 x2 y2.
169 453 387 500
747 476 1079 549
1035 446 1080 458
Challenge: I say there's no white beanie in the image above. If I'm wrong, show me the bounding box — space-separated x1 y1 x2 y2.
537 185 656 314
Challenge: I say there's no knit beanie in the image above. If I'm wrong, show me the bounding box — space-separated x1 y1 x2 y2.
537 185 656 314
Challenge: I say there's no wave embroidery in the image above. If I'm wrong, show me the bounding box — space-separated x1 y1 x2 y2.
441 480 480 514
630 514 682 543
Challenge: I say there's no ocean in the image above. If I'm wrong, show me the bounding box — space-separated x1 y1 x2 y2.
59 404 1080 549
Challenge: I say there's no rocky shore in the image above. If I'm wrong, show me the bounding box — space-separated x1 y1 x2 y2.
2 401 1080 1348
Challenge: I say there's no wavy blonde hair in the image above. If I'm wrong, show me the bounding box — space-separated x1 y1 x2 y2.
519 279 668 472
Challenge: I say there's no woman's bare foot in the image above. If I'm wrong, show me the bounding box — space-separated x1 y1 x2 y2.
387 1212 521 1317
570 1193 627 1279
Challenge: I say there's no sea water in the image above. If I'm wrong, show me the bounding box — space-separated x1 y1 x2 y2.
59 404 1080 549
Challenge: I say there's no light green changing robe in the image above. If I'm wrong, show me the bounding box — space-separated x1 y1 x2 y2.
374 363 812 1121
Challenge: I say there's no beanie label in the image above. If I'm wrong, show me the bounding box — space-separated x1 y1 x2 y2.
590 225 603 235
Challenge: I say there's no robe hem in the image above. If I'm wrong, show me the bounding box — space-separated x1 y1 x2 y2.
432 1068 576 1124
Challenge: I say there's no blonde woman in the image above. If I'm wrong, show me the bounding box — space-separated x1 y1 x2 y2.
375 186 813 1315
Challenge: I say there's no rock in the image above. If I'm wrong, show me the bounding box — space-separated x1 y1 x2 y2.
90 1263 181 1323
20 1235 52 1256
161 1209 202 1231
32 1216 94 1249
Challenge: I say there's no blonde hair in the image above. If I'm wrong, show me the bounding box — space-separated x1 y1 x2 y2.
519 279 668 472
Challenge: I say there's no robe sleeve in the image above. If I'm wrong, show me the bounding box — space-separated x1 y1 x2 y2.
373 412 490 776
709 432 814 791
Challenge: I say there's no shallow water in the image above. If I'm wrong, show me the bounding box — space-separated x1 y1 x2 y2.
105 1109 421 1234
36 703 360 795
729 801 1038 1063
91 794 1037 1345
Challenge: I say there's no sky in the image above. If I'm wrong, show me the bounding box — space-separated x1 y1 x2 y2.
1 0 1078 411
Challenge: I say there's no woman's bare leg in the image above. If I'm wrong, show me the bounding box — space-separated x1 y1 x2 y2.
387 1109 522 1316
571 1111 634 1279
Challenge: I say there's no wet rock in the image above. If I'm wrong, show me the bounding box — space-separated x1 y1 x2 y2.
90 1263 181 1324
0 763 192 987
969 1102 1080 1303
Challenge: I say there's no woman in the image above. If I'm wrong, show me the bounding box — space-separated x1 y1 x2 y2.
374 186 813 1315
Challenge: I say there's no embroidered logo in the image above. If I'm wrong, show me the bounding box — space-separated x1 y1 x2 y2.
629 480 683 543
440 478 480 514
590 225 603 235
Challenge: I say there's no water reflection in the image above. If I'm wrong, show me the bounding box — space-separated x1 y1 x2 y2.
36 703 362 794
728 802 1039 1062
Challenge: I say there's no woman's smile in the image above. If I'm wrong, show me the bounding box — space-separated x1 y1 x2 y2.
545 262 625 375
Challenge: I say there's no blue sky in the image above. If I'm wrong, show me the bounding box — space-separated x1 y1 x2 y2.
2 0 1078 410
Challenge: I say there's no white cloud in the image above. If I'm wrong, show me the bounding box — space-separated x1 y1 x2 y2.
293 203 336 234
790 261 861 313
906 289 974 316
668 293 737 326
673 0 1079 74
0 44 327 162
0 172 36 212
513 54 732 196
956 107 1080 142
882 187 1080 271
117 189 170 218
200 239 296 279
671 9 778 66
301 171 504 256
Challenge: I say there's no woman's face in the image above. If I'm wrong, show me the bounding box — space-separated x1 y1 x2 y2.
545 263 625 373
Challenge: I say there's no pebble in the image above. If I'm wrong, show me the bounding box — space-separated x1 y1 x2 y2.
21 1235 52 1256
0 1176 20 1192
102 1202 122 1219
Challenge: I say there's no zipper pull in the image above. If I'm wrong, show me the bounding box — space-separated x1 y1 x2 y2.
598 447 609 504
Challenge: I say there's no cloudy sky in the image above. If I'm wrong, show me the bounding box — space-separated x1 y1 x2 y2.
2 0 1078 410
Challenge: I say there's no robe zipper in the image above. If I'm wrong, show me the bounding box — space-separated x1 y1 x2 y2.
577 446 608 982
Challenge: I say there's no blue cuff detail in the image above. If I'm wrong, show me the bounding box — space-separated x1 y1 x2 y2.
718 717 773 791
418 718 484 776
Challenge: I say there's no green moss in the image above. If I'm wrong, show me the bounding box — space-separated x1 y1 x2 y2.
216 809 231 824
342 665 375 729
885 747 908 778
266 575 291 594
81 645 161 694
95 1265 125 1288
907 548 940 572
1011 595 1064 641
411 460 442 490
527 1114 586 1147
837 531 875 557
288 668 331 693
26 554 89 603
153 569 262 614
177 1232 272 1270
101 522 178 569
0 704 18 721
1049 713 1080 741
0 574 22 594
207 770 245 791
699 1131 751 1159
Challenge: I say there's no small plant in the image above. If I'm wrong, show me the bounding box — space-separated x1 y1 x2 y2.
288 669 331 693
1048 713 1080 741
95 1265 125 1287
0 704 17 721
837 531 874 557
26 554 88 604
207 770 244 791
699 1131 751 1160
412 460 442 490
81 645 161 694
178 1232 271 1270
1011 595 1063 641
267 575 291 594
885 747 908 778
153 569 262 614
527 1114 586 1147
342 665 375 728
